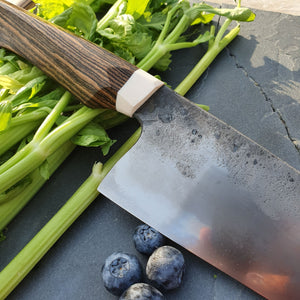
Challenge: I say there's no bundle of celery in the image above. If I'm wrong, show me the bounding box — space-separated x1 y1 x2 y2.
0 0 254 230
0 0 254 297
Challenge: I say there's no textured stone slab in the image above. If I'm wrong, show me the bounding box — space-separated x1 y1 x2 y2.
0 6 299 300
185 10 300 170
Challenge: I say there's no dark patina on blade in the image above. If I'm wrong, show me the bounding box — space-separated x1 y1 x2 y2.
98 85 300 299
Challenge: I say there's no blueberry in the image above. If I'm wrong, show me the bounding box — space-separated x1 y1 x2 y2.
133 224 165 255
101 252 143 296
146 246 185 290
120 283 165 300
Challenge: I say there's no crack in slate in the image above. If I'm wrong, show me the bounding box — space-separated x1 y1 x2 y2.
226 48 300 154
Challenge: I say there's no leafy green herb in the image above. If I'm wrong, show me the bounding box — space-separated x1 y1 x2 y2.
189 4 255 22
33 0 73 19
71 122 116 155
0 101 12 131
0 75 24 93
126 0 151 19
51 3 97 39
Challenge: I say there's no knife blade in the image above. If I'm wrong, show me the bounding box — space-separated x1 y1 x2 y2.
0 1 299 299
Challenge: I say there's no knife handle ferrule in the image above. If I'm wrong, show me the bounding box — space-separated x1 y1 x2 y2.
0 0 139 110
116 69 164 117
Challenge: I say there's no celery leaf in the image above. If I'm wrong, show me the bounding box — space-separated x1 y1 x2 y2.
126 0 151 19
188 4 255 22
0 101 12 131
51 3 97 39
39 159 50 180
71 122 116 155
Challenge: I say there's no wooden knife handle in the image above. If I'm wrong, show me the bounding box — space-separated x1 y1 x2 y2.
0 0 137 109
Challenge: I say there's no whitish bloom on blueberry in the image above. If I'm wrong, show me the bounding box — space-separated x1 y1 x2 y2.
120 283 165 300
102 252 143 296
146 246 185 290
133 224 165 255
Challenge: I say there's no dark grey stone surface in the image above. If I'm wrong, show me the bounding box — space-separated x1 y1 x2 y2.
0 8 299 300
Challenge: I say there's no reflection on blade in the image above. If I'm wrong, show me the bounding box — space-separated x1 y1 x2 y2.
98 86 300 299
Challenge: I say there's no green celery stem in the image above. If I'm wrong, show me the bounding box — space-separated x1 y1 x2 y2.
9 110 49 127
175 23 240 96
0 163 103 299
32 91 71 143
0 143 34 175
164 15 189 45
39 108 103 154
96 0 125 31
0 91 72 176
137 9 190 71
0 128 141 299
0 107 103 195
0 148 46 197
137 45 166 72
0 141 76 230
0 121 41 156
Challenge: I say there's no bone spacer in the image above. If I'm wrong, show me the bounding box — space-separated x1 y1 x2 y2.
116 69 164 117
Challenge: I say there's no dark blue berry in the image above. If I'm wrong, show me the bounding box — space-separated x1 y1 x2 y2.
146 246 185 290
101 252 143 296
120 283 165 300
133 224 165 255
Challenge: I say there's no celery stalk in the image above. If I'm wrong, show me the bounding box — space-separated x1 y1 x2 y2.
175 20 240 95
0 128 141 300
0 121 40 156
0 141 76 230
96 0 126 31
0 106 103 195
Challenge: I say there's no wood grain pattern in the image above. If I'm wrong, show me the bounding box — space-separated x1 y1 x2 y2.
0 0 137 109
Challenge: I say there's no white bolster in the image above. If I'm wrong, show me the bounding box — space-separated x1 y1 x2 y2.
116 69 164 117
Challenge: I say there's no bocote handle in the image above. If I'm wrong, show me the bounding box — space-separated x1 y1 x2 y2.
0 0 138 109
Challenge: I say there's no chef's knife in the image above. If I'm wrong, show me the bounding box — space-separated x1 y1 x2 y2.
0 1 299 299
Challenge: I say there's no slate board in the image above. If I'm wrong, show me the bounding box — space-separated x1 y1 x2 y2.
0 8 299 300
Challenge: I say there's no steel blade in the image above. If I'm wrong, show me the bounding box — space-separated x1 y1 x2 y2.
98 86 300 299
